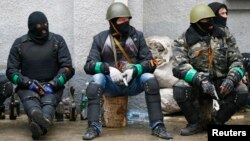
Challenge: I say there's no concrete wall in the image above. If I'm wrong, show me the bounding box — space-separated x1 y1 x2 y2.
0 0 144 108
144 0 250 52
0 0 249 110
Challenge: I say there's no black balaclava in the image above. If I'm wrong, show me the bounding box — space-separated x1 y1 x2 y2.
28 11 49 44
208 2 228 27
109 18 130 38
191 18 214 36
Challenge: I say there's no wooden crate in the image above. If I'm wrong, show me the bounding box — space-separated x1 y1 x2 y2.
102 95 128 128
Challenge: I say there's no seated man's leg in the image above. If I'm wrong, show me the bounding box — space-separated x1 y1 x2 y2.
18 89 50 140
83 73 107 140
140 73 173 139
213 82 248 124
40 90 63 134
173 80 202 136
0 80 13 105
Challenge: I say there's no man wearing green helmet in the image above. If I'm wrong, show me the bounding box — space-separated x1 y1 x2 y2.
172 4 248 136
83 2 173 140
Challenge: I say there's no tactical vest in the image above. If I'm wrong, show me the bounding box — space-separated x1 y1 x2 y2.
18 33 59 81
102 35 138 71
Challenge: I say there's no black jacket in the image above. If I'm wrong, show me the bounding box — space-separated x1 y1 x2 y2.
6 32 74 88
84 26 155 75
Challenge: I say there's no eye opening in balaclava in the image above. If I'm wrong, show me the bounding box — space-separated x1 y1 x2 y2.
208 2 228 27
28 11 49 44
109 17 130 37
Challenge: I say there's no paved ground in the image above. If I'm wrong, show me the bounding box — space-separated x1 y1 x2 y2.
0 110 249 141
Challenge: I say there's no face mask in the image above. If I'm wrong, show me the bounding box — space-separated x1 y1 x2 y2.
28 11 49 44
214 16 227 27
197 20 214 34
110 19 130 37
116 21 130 36
30 22 49 39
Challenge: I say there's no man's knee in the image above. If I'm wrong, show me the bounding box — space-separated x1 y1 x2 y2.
173 80 192 103
144 77 159 95
234 83 249 107
92 73 106 86
86 82 102 101
0 80 13 103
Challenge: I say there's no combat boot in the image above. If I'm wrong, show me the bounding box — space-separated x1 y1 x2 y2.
30 109 51 132
180 123 203 136
152 125 173 140
30 121 43 140
82 126 99 140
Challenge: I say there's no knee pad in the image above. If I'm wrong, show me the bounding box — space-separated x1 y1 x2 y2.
173 80 192 103
144 77 159 95
234 83 249 107
86 82 102 100
0 80 13 104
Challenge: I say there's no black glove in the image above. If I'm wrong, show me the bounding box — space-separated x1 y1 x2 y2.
43 83 54 94
47 79 61 91
16 76 32 88
192 72 209 87
193 72 215 95
227 69 242 85
100 63 110 75
201 80 215 95
28 80 45 96
220 79 234 95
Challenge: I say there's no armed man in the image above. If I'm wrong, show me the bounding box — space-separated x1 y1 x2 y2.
83 2 173 140
6 11 75 140
172 4 248 136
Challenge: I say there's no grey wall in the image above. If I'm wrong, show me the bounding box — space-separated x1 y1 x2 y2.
0 0 144 107
0 0 249 110
144 0 250 52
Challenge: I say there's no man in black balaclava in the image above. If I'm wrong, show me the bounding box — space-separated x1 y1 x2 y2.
28 11 49 44
208 2 228 27
6 11 75 140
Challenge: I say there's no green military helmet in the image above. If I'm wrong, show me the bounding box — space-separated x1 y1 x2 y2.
106 2 132 20
190 4 215 23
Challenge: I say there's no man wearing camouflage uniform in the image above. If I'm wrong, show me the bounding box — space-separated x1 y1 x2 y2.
6 11 75 140
83 2 172 140
172 4 248 136
209 2 250 107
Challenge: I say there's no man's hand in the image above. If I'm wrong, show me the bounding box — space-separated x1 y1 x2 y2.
43 83 54 94
201 80 215 96
122 69 134 84
220 79 234 95
109 67 123 83
242 75 248 84
28 80 45 96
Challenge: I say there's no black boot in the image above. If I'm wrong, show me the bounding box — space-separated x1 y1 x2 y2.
152 125 173 140
30 121 43 140
30 109 51 132
82 126 99 140
180 123 203 136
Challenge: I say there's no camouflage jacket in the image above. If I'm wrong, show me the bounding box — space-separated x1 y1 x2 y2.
172 26 244 80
